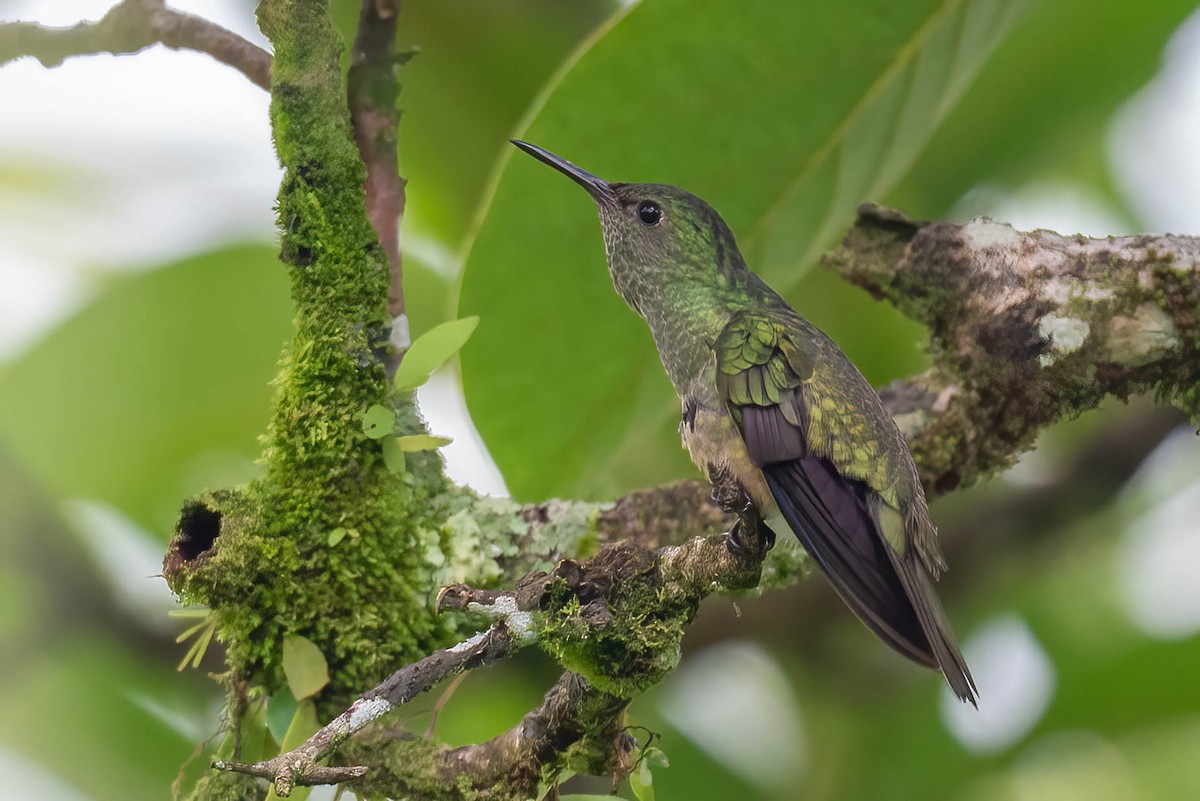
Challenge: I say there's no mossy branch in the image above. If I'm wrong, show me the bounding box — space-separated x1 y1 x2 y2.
165 0 448 724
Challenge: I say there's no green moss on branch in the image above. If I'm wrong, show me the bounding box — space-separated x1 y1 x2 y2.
166 0 446 715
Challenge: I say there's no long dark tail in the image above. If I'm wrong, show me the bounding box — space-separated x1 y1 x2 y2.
763 457 977 705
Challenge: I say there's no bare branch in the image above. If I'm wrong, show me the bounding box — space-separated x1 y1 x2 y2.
348 0 408 349
0 0 271 89
437 670 631 791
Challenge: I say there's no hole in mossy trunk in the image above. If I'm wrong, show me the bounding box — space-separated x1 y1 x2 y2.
164 500 224 578
178 501 221 559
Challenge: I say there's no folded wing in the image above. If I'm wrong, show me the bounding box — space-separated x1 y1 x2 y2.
716 314 977 704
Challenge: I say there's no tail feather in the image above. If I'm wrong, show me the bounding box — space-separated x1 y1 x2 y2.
763 458 977 704
887 551 978 705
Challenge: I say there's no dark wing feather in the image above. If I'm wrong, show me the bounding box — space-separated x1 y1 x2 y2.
763 458 937 670
717 313 977 705
741 405 804 465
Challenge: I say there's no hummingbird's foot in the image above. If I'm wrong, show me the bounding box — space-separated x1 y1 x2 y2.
725 523 759 557
710 479 744 514
726 501 771 559
725 527 745 556
758 519 776 552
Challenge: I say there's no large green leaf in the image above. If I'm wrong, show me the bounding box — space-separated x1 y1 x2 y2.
890 0 1200 221
0 245 292 533
459 0 1026 500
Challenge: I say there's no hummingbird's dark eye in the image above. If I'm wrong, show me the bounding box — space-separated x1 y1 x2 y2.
637 201 662 226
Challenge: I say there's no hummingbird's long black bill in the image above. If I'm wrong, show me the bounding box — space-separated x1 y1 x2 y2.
511 140 615 202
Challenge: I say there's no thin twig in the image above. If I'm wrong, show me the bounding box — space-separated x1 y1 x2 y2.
214 625 518 796
0 0 271 90
348 0 408 358
423 671 469 738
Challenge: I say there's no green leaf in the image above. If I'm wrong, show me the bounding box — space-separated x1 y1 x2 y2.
397 434 454 452
459 0 1026 500
394 316 480 391
361 403 395 439
239 694 273 767
330 0 613 263
327 527 348 547
168 607 212 620
641 746 669 769
282 635 330 701
381 437 407 474
629 757 655 801
266 692 300 745
266 699 320 801
559 796 633 801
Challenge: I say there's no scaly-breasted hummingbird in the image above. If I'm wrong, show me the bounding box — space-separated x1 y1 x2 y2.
512 140 976 704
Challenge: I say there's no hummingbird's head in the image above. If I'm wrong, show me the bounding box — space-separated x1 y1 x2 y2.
512 141 748 317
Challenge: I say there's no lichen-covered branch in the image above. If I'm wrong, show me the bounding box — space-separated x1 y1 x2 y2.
825 203 1200 494
0 0 271 89
214 625 518 796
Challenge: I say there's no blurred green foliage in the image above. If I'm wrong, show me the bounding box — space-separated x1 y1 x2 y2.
1 1 1198 800
0 245 290 533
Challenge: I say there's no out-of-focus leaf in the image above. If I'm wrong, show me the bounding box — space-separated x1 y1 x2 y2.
327 527 349 547
237 694 273 767
0 245 291 533
642 746 669 768
394 316 479 391
0 638 212 801
361 404 395 439
460 0 1025 500
331 0 615 253
265 693 299 747
890 0 1199 221
282 635 330 701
